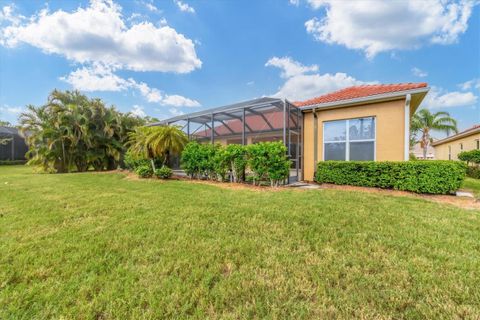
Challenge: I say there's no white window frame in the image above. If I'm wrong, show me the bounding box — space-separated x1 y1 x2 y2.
322 117 376 161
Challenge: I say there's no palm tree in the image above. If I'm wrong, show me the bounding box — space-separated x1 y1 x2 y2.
411 109 458 159
146 125 188 166
127 126 188 171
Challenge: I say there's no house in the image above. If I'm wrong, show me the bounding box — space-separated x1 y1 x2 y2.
411 142 435 160
432 125 480 160
153 83 429 182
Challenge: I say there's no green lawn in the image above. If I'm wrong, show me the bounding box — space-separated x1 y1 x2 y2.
1 166 479 319
463 177 480 198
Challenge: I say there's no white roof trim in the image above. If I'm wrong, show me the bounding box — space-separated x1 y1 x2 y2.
432 126 480 146
298 87 430 111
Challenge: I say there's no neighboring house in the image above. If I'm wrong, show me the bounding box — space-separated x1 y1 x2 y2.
432 125 480 160
153 83 429 181
411 142 435 160
0 126 29 161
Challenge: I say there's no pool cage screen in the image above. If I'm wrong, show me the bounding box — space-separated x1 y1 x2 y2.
0 126 28 161
153 97 302 183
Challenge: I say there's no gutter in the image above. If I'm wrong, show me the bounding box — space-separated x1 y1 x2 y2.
298 87 430 111
404 94 411 161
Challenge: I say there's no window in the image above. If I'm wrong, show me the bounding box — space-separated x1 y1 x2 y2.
448 146 451 160
460 143 463 150
476 140 479 150
323 117 375 161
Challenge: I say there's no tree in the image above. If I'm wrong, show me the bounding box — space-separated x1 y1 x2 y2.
410 109 458 159
19 90 142 173
127 125 187 171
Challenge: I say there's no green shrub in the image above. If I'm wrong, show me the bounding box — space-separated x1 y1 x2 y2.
155 166 173 179
315 161 466 194
0 160 26 165
458 150 480 164
213 146 230 181
225 144 248 182
467 166 480 179
181 141 203 178
248 141 291 187
124 150 150 171
135 164 153 178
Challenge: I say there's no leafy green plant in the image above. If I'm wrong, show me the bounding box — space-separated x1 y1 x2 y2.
248 141 290 187
19 90 145 173
212 146 230 181
155 166 173 179
315 161 466 194
225 144 247 183
135 164 153 178
458 149 480 165
466 166 480 179
127 125 187 172
123 149 150 171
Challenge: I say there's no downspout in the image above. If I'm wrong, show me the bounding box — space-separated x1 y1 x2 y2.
313 108 318 178
404 94 411 161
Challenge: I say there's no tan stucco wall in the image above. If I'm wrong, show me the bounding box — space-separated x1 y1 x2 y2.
434 133 480 160
302 99 407 181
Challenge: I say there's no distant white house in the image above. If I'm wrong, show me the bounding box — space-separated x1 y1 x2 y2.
411 142 435 160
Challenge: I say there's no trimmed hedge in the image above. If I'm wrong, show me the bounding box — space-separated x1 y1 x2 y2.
315 161 467 194
0 160 26 165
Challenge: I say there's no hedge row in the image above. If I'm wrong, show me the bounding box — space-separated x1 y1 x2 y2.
181 141 291 187
0 160 26 165
315 161 467 194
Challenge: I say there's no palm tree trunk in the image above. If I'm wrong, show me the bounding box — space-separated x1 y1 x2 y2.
150 159 156 172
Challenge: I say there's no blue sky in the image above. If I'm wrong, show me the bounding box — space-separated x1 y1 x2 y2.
0 0 479 136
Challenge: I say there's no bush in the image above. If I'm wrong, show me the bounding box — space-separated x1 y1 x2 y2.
248 141 291 187
0 160 26 165
225 144 248 182
135 164 153 178
467 166 480 179
181 141 203 178
124 150 150 171
458 149 480 164
315 161 466 194
155 166 173 179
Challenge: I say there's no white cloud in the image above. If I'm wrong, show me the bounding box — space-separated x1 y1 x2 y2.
412 67 428 78
174 0 195 13
60 63 129 91
1 0 201 73
423 86 478 108
271 73 369 101
142 1 160 13
162 94 200 107
0 105 23 114
130 105 147 117
459 78 480 91
168 108 185 116
246 81 255 86
265 56 319 79
0 5 25 25
61 65 201 107
266 56 371 101
289 0 300 6
304 0 476 58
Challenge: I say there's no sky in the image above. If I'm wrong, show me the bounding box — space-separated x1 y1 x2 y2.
0 0 479 137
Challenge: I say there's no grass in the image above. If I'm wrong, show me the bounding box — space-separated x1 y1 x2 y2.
463 177 480 198
1 165 479 319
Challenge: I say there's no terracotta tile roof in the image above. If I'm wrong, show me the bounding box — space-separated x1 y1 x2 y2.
294 83 428 107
